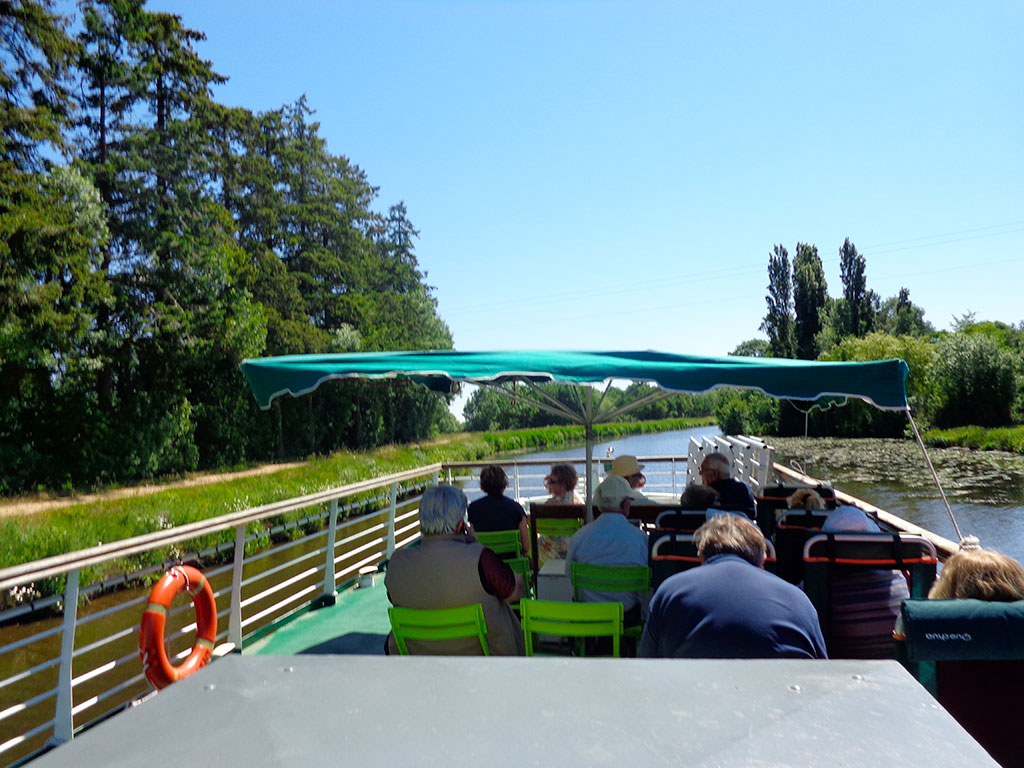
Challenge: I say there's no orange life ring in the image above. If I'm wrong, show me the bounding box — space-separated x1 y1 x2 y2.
139 565 218 690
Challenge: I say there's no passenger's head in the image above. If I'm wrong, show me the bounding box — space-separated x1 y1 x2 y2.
928 549 1024 601
419 485 468 535
610 455 645 489
694 514 767 567
680 483 720 510
479 465 508 496
593 474 633 514
822 504 880 533
788 488 825 511
698 452 732 484
545 463 578 495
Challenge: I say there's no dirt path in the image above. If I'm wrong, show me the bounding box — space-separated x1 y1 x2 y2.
0 461 308 519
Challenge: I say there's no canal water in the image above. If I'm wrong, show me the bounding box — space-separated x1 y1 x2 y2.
524 427 1024 564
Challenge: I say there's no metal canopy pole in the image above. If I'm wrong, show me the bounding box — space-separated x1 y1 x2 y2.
584 387 594 522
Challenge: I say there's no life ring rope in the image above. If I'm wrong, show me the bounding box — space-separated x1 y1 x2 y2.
139 564 218 690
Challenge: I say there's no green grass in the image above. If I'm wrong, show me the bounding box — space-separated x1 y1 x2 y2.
0 417 713 599
922 424 1024 453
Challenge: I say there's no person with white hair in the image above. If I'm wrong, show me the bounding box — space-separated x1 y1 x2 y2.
385 485 526 655
565 475 650 628
698 452 756 514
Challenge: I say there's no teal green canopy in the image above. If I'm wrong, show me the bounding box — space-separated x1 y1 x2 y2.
241 350 909 411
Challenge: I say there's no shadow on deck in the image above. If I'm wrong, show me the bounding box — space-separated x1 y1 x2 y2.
245 577 390 656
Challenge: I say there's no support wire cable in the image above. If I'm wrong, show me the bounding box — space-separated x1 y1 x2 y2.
906 409 966 546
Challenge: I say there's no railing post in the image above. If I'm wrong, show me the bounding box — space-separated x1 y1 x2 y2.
671 457 679 496
320 499 339 605
228 524 246 650
512 463 521 501
386 482 398 557
52 569 79 745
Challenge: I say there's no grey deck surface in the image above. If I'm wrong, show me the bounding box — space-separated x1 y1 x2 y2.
33 655 997 767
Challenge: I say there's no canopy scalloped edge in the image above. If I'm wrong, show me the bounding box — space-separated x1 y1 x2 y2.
240 350 910 413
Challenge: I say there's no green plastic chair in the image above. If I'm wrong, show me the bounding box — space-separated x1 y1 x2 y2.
569 563 651 644
388 604 490 656
476 529 522 558
519 598 623 657
504 556 534 613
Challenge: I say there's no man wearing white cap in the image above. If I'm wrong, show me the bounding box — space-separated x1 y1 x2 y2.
609 454 652 503
565 474 650 629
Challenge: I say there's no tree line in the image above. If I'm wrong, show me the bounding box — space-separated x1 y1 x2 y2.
466 236 1024 441
2 0 455 494
716 239 1022 437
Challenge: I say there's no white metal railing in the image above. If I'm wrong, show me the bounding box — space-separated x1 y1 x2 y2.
444 455 696 505
0 465 439 768
0 449 949 768
685 435 775 492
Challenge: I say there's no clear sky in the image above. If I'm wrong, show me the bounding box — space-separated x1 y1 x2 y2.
141 1 1022 363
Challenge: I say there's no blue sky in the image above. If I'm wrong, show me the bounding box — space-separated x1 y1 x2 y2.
142 0 1022 364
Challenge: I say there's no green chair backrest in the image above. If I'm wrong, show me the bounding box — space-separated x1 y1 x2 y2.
476 529 522 558
535 518 583 537
519 598 623 657
388 604 490 656
569 563 651 602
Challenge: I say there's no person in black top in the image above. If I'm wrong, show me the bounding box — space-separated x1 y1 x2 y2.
467 465 529 555
698 452 756 515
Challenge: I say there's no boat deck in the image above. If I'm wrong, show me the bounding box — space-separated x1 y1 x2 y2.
245 576 391 656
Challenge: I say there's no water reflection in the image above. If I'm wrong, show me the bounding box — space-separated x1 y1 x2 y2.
770 437 1024 563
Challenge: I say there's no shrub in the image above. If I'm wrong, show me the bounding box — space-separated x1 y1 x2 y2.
932 334 1018 428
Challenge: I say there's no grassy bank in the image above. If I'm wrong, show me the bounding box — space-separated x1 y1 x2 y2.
922 424 1024 454
1 417 712 593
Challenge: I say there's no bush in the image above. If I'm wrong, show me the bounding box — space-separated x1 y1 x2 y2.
932 334 1018 428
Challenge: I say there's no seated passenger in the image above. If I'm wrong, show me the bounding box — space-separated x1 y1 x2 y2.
816 504 910 659
544 463 582 504
468 465 529 556
928 546 1024 601
609 455 652 503
679 483 719 510
697 452 756 515
386 485 526 656
788 488 825 511
565 474 650 628
538 463 582 563
639 515 827 659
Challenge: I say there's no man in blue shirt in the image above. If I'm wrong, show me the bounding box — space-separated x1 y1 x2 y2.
566 474 649 622
639 515 827 659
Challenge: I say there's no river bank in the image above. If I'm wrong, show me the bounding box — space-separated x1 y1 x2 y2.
923 424 1024 453
0 417 712 576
